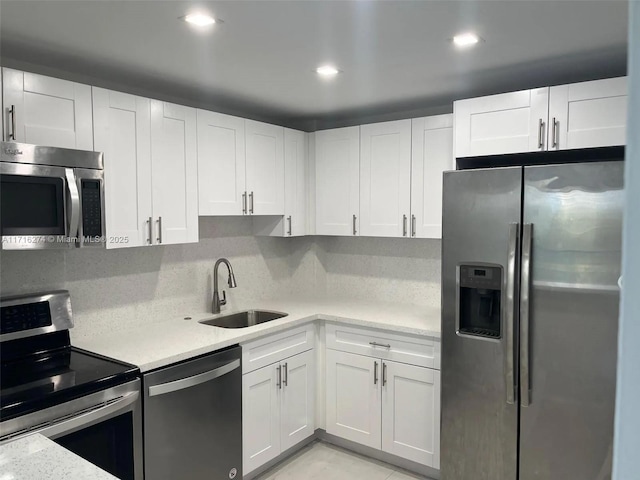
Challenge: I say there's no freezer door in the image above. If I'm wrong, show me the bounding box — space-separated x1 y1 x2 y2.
519 162 623 480
441 167 522 480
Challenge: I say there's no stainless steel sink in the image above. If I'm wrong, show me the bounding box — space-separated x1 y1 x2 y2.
200 310 288 328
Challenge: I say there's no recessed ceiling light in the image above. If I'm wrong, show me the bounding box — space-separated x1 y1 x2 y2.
183 13 217 27
453 32 481 48
316 65 340 77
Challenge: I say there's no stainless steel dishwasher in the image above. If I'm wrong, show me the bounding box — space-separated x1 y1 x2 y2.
143 345 242 480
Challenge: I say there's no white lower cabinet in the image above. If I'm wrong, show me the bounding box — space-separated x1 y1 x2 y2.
325 327 441 469
325 350 382 449
243 349 315 475
382 361 440 469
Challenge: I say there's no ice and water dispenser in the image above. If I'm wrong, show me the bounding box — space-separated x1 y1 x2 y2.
458 265 502 339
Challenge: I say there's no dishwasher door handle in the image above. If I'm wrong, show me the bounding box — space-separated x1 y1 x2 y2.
148 359 241 397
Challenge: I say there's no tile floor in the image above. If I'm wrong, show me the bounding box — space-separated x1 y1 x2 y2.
254 441 428 480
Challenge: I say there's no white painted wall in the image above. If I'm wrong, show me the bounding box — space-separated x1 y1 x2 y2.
613 2 640 478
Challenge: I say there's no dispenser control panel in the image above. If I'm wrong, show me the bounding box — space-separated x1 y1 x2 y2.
458 264 503 339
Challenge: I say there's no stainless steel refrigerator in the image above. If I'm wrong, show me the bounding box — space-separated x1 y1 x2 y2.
441 161 623 480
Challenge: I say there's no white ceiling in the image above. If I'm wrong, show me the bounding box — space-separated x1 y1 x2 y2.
0 0 628 130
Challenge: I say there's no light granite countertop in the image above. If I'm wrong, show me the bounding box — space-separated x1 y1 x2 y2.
73 298 441 372
0 433 117 480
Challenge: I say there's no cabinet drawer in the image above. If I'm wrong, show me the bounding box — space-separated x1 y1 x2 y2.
326 323 439 369
241 323 315 374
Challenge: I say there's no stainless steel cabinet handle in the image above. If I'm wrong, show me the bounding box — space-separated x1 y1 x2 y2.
369 341 391 349
287 216 292 236
403 214 408 237
157 217 162 244
538 119 545 149
505 223 520 405
148 359 240 397
552 117 558 148
8 105 16 140
353 214 357 235
283 362 288 387
147 217 153 244
382 362 387 386
277 364 282 389
520 224 533 406
249 191 254 214
242 192 247 215
411 215 416 237
65 168 80 238
373 361 378 385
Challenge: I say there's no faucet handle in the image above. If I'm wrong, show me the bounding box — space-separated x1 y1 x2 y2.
220 290 227 306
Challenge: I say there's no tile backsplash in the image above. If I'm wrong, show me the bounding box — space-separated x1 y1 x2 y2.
0 217 441 339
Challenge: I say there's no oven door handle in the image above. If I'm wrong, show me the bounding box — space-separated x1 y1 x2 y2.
65 168 80 240
148 359 240 397
31 390 140 440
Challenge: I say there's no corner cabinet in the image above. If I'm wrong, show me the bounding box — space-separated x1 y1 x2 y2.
3 68 93 149
93 89 198 248
359 120 412 238
252 128 309 237
315 126 360 236
454 77 627 159
245 120 285 215
325 324 440 469
196 110 246 216
242 325 316 476
410 115 453 239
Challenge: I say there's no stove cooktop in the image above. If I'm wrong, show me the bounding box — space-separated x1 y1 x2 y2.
1 331 139 421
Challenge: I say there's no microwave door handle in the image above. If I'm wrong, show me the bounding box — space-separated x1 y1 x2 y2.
26 390 139 441
65 168 80 240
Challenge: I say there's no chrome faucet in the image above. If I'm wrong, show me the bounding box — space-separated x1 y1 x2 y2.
212 258 237 314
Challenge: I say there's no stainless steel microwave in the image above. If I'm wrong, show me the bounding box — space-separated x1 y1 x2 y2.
1 142 105 249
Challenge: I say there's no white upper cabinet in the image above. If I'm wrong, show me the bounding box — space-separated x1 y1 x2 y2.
454 88 550 157
411 115 453 239
93 88 152 249
283 128 308 236
548 77 628 150
245 120 284 215
315 126 360 236
150 100 198 245
359 120 412 238
3 68 93 149
197 110 246 216
381 360 440 469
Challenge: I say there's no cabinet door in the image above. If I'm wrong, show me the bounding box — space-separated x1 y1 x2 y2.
454 88 549 157
382 361 440 468
93 88 152 249
245 120 284 215
326 349 381 449
243 364 282 475
280 350 315 451
284 128 308 236
360 120 411 238
411 115 453 239
197 110 246 215
150 100 198 245
548 77 627 150
2 68 93 149
315 126 360 236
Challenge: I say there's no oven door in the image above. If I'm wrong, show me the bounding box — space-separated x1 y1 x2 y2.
0 380 143 480
0 162 79 249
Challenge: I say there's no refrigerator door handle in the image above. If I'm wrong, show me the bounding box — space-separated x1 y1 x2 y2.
520 223 533 406
505 222 520 405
